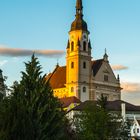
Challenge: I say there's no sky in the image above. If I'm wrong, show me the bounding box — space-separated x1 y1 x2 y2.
0 0 140 105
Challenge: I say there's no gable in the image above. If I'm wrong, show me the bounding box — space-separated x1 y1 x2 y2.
93 60 118 84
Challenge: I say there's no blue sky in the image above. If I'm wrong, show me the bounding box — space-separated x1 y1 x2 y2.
0 0 140 105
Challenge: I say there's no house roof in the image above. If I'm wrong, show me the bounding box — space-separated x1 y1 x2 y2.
92 59 104 76
46 65 66 89
72 100 140 112
60 96 81 108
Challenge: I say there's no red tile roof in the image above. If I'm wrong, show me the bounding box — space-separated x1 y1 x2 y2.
46 65 66 89
60 96 81 108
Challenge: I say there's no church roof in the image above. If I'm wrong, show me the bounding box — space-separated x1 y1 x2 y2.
46 66 66 89
60 96 81 108
46 59 106 89
92 59 104 76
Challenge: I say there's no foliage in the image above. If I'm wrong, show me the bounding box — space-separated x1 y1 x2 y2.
73 96 131 140
0 54 67 140
118 119 131 140
97 94 107 109
74 104 118 140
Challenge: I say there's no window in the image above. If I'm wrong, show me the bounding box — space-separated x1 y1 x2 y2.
137 129 139 133
83 35 87 39
71 42 74 51
133 129 135 133
71 87 74 92
104 75 109 82
71 62 74 69
83 41 86 51
83 87 86 92
83 61 86 69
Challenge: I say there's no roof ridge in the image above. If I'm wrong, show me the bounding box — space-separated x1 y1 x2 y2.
46 66 59 82
92 59 103 62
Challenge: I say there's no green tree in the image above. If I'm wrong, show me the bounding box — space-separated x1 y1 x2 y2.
0 54 66 140
97 94 107 109
74 95 131 140
74 103 120 140
118 119 131 140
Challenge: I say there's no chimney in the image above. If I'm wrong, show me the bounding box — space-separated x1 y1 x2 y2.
121 103 126 121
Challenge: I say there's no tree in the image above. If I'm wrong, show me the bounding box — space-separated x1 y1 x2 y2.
74 96 131 140
0 54 66 140
74 103 119 140
118 119 131 140
97 94 107 109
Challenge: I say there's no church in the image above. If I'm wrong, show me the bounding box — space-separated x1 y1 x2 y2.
46 0 121 102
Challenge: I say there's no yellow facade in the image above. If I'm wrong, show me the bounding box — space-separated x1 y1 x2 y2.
46 0 121 102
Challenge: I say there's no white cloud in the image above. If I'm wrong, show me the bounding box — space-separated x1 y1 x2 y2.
0 46 65 58
112 65 128 71
121 82 140 93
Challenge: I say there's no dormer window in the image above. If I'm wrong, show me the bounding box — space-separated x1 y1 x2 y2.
71 42 74 51
83 41 86 51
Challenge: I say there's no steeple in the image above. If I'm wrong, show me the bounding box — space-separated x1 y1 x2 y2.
70 0 88 32
103 48 108 62
76 0 83 19
66 0 91 101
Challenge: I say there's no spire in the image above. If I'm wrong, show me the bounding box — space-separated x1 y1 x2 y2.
117 74 120 82
103 48 108 62
76 0 83 19
70 0 88 32
56 59 59 67
88 40 92 49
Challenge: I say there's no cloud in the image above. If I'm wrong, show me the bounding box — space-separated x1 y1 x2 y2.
111 65 128 71
0 60 8 66
0 46 65 58
121 82 140 93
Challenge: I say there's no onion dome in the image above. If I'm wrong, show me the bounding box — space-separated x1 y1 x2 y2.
70 0 88 32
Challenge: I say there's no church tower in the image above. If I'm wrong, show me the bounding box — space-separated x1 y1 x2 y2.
66 0 92 101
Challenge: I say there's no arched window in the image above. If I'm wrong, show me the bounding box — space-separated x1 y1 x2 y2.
83 41 86 51
71 42 74 51
83 87 86 92
71 62 74 69
71 87 74 92
83 61 86 69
